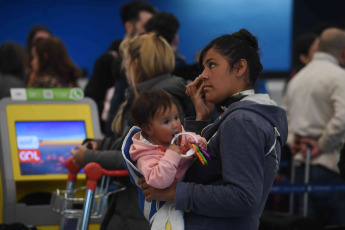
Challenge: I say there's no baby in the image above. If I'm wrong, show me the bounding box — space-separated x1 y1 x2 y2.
129 88 207 229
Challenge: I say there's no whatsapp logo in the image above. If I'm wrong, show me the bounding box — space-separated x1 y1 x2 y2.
69 88 84 100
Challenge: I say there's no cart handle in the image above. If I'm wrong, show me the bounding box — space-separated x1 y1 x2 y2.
65 157 82 183
84 162 128 190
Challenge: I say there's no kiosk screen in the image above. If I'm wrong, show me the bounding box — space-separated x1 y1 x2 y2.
15 121 86 175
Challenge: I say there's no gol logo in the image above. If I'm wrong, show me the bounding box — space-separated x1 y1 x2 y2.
19 149 41 163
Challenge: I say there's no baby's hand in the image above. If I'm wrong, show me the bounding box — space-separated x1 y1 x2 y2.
198 140 207 151
180 142 190 154
168 144 181 154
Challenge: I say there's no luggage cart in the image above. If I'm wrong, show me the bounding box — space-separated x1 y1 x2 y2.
51 157 128 230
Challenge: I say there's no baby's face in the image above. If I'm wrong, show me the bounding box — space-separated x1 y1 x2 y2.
145 104 181 148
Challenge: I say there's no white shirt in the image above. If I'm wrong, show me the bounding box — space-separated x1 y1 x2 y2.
285 52 345 173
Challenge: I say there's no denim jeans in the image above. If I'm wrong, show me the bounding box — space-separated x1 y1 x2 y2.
295 164 345 226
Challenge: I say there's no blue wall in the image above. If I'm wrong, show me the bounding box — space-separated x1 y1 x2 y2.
0 0 292 77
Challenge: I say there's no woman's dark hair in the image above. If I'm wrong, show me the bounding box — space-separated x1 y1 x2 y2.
0 42 26 79
199 28 263 85
32 37 81 86
131 88 176 128
26 25 52 58
292 33 318 71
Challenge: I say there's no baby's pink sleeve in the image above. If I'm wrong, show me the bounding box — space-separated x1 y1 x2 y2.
136 149 182 189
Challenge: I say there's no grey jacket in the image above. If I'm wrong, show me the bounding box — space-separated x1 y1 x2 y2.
177 93 288 230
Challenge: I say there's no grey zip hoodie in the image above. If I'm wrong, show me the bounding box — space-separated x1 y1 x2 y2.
176 93 288 230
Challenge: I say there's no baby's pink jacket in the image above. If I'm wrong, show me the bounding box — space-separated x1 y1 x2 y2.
129 126 207 189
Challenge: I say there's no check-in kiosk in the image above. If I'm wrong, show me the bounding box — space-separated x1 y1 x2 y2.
0 97 101 229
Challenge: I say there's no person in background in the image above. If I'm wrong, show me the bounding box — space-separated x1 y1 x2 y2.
283 33 319 93
139 28 288 230
144 12 188 70
173 50 203 83
84 39 122 134
285 27 345 226
0 42 26 100
291 33 320 77
83 0 157 137
71 32 191 230
120 1 157 40
27 37 81 88
25 25 52 80
144 11 197 119
26 25 52 58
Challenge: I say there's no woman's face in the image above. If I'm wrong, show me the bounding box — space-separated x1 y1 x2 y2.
31 47 39 72
200 47 239 104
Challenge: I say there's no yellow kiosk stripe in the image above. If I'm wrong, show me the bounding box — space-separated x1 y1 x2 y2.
6 104 93 181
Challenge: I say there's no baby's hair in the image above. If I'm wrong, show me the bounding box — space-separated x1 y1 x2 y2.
131 88 177 128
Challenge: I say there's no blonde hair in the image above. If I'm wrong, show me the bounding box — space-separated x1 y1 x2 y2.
113 32 175 134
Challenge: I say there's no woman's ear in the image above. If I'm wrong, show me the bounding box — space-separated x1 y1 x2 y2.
234 59 248 78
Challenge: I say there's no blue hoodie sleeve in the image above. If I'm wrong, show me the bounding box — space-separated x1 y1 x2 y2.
175 115 267 217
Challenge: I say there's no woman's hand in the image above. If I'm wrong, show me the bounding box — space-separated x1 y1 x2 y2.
138 177 177 202
186 75 214 120
88 140 98 150
71 145 87 167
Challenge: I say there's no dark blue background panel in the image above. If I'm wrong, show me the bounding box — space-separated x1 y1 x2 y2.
0 0 292 77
